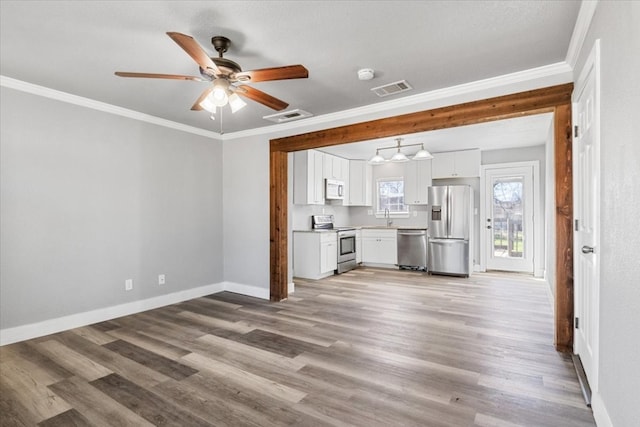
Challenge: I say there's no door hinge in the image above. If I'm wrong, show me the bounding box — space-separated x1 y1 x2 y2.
575 317 579 329
574 125 579 138
575 219 579 231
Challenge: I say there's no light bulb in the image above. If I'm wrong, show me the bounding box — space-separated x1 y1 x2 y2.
210 79 230 107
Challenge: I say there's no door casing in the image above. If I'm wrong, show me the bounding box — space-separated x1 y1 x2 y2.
270 83 574 351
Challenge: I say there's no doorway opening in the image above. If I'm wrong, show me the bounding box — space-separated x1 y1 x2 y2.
270 83 574 351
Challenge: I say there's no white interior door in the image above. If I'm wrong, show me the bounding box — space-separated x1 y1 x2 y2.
484 165 534 273
573 40 600 391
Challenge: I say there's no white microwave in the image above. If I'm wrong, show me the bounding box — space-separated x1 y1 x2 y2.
325 179 344 200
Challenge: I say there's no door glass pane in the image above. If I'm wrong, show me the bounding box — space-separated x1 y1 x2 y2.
492 177 524 259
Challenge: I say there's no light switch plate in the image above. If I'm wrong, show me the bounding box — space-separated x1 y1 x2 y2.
125 279 133 291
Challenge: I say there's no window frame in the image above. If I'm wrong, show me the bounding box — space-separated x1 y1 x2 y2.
375 177 410 219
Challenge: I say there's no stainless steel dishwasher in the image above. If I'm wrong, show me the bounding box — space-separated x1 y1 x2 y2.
397 228 428 271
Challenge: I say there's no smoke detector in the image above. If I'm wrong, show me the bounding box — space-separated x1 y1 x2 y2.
357 68 375 81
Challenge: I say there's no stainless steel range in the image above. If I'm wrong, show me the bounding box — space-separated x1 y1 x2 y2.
311 215 357 274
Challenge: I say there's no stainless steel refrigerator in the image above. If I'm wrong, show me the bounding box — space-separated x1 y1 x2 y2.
427 185 473 276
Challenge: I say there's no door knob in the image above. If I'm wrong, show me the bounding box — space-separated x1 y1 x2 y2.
581 245 595 254
486 225 492 229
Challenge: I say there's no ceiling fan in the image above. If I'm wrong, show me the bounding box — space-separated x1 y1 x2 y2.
115 32 308 115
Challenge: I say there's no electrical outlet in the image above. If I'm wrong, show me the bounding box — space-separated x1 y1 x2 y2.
125 279 133 291
367 210 373 216
158 274 166 285
413 210 418 217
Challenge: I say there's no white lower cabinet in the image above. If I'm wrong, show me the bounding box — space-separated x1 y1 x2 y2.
293 231 337 279
355 229 362 263
361 229 397 266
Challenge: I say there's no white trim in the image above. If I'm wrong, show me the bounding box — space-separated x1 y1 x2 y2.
565 1 599 69
480 161 541 275
222 281 270 300
0 75 221 140
2 61 571 143
221 62 573 141
288 282 295 294
591 391 613 427
0 282 225 346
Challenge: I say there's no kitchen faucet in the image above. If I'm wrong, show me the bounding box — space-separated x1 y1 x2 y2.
384 208 393 227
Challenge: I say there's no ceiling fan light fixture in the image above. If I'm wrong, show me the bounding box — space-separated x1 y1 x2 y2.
228 92 247 113
199 96 216 113
413 144 433 160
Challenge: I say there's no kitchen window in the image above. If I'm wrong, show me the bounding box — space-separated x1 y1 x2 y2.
376 177 409 218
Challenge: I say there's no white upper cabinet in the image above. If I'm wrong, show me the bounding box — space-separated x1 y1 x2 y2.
293 150 325 205
323 153 348 182
346 160 372 206
404 159 432 205
432 149 481 178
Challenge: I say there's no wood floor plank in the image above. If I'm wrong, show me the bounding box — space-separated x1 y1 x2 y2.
181 352 307 404
90 373 212 426
36 340 112 381
0 268 596 426
37 408 92 427
104 327 192 360
0 359 72 423
47 331 171 388
102 339 198 381
47 375 154 427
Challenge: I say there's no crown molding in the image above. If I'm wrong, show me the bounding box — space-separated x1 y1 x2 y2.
2 60 572 143
565 0 599 69
223 61 573 141
0 75 221 140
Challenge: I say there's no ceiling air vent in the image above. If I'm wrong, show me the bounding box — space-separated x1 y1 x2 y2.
370 80 413 97
263 109 313 123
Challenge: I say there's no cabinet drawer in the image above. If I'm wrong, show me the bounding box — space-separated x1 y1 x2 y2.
320 232 337 244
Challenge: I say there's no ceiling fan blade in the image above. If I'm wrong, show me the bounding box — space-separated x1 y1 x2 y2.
234 65 308 82
191 86 214 111
236 85 289 111
166 32 220 76
115 72 204 81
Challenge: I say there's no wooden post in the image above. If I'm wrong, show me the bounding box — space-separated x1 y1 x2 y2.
554 103 574 351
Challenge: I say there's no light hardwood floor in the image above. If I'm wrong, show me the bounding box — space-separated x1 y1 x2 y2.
0 268 596 426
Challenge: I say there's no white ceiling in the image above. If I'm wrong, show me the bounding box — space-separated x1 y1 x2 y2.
1 1 578 147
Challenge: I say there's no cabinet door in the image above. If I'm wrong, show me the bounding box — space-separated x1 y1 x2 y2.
432 152 455 178
453 149 480 177
356 231 362 263
361 236 397 265
312 150 325 204
293 150 324 205
348 160 372 206
404 160 432 204
321 241 337 273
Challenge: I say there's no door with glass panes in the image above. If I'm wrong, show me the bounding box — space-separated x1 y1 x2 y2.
484 165 534 273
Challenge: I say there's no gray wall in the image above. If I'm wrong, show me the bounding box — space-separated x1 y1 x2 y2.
222 134 271 290
0 87 224 328
574 2 640 425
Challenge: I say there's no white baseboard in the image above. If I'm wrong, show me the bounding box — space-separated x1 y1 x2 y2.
591 391 613 427
0 280 273 346
222 281 270 300
0 282 225 346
